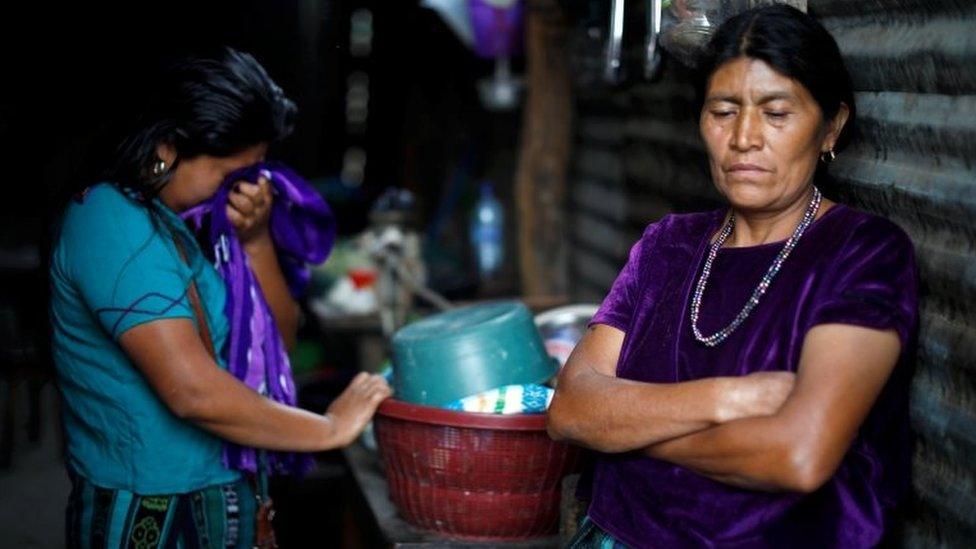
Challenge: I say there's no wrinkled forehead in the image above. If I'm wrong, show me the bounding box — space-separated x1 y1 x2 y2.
704 57 809 104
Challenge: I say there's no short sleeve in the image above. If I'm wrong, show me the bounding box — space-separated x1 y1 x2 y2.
589 223 659 332
61 186 194 340
808 218 918 347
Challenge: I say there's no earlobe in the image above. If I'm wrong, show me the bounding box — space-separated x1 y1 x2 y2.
156 142 177 165
820 104 850 153
830 103 850 141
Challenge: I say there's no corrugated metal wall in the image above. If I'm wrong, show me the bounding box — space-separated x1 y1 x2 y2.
566 1 976 545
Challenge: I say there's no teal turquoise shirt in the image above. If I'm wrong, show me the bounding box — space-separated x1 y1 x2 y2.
51 183 241 494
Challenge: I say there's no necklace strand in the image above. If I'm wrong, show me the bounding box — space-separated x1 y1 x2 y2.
691 187 823 347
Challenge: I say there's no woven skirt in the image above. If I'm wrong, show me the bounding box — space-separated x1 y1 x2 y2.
65 471 257 548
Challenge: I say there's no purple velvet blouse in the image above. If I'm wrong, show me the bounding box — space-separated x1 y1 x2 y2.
587 204 918 548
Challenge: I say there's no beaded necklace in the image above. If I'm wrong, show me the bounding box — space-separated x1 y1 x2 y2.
690 187 823 347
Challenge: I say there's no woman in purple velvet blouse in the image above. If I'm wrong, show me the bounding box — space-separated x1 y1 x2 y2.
549 6 917 548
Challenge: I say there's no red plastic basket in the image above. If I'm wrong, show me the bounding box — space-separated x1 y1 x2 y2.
374 398 581 541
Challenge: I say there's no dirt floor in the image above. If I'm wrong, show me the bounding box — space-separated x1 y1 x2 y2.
0 381 70 548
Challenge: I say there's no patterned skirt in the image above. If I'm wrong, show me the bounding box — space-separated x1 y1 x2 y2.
65 471 257 548
568 516 630 549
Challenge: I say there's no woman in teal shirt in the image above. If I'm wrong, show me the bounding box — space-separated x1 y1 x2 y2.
51 48 390 547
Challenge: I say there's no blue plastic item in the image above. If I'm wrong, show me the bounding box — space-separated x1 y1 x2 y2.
391 301 556 407
469 181 504 278
444 384 554 414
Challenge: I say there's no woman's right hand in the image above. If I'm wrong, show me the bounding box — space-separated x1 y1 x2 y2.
325 372 393 446
716 371 796 423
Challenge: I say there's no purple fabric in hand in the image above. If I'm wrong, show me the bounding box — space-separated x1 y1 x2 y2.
182 162 336 477
585 204 918 548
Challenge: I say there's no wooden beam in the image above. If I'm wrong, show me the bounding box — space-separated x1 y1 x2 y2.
515 1 573 298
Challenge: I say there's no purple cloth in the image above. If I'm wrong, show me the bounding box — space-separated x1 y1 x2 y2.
182 162 336 477
469 0 523 59
586 204 917 548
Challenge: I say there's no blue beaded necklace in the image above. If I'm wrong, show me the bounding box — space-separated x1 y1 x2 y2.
691 187 823 347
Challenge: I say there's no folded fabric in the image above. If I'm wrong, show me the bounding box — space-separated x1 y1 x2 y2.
445 384 554 414
181 161 336 476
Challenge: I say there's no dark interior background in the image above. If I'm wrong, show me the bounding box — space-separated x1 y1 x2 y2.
3 0 524 293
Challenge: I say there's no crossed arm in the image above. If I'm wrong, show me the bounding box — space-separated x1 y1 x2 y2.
546 323 901 493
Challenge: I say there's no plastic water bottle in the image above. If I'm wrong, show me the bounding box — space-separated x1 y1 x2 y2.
470 181 504 278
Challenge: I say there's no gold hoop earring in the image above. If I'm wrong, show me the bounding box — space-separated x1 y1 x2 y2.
152 160 167 176
820 149 836 164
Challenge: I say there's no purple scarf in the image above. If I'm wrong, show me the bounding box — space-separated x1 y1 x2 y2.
181 162 336 477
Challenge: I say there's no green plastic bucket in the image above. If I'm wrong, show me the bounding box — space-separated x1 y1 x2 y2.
391 301 556 407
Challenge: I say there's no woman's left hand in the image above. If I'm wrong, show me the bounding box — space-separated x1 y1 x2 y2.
226 176 274 246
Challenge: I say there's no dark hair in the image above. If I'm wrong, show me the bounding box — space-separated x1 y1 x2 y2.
697 5 856 151
51 47 298 269
105 47 296 198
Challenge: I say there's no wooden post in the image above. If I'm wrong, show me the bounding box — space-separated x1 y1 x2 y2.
515 0 572 298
